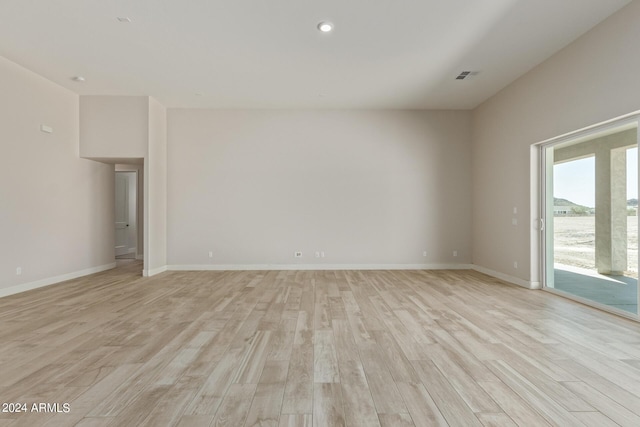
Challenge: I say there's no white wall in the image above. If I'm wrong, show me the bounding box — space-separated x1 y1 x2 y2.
79 95 167 275
10 0 637 288
147 98 167 272
471 1 640 285
0 56 114 295
167 109 471 268
79 96 149 159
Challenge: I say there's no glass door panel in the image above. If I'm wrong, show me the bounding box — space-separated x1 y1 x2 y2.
544 124 638 315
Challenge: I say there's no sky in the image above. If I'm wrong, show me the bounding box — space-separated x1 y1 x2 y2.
554 147 638 207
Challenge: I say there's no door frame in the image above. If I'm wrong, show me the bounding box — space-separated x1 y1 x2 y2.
115 170 138 259
533 111 640 320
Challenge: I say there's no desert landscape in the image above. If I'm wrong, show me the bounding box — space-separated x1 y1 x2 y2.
554 216 638 277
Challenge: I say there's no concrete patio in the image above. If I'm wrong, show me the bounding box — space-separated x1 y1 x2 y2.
553 264 638 314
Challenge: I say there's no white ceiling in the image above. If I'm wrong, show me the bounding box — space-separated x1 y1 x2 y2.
0 0 631 109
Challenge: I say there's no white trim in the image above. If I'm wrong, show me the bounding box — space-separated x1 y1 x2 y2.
533 111 640 147
0 262 117 299
471 264 541 289
143 265 168 277
167 263 473 271
530 144 543 289
534 111 640 304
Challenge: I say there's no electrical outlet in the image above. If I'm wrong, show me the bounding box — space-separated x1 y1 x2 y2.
294 251 302 258
513 261 518 269
16 267 22 275
453 250 458 257
321 251 325 258
513 206 518 214
208 251 213 258
423 251 427 257
315 251 320 258
512 218 518 226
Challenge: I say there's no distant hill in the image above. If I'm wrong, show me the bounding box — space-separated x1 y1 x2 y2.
554 198 586 207
554 198 592 215
554 197 638 208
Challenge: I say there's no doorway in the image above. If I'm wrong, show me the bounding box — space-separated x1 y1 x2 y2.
115 171 138 260
541 117 639 317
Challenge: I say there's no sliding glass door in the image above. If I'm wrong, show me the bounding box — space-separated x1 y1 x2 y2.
542 118 639 317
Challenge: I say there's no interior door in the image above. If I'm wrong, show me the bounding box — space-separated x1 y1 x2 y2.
115 172 129 256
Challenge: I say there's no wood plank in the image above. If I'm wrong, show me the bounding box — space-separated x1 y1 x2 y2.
426 344 501 413
176 415 215 427
210 383 256 427
313 382 346 427
476 413 517 427
332 319 359 363
396 382 447 427
554 358 640 416
184 346 244 416
411 360 483 426
244 382 284 427
282 311 313 414
139 375 205 427
244 360 288 427
278 414 312 427
485 360 585 426
378 413 415 427
105 385 171 426
477 381 552 427
1 264 639 426
314 330 340 383
358 343 407 414
233 330 272 384
562 381 640 427
369 330 419 384
571 412 620 427
339 359 381 427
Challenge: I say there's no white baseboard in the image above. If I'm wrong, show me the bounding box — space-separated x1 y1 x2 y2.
143 265 168 277
529 280 542 289
0 262 117 299
167 263 473 271
471 264 541 289
0 262 538 298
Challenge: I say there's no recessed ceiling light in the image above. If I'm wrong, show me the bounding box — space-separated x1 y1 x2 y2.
117 17 132 23
317 21 333 33
71 76 86 82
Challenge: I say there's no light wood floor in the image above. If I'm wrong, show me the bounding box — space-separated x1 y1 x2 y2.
2 263 640 426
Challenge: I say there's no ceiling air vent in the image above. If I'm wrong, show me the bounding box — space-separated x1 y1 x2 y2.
456 71 478 80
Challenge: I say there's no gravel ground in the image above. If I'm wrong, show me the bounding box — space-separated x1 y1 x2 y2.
554 216 638 277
